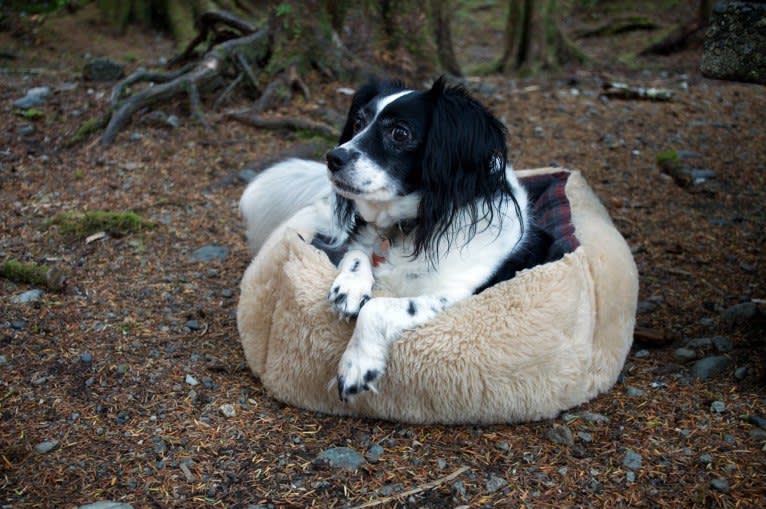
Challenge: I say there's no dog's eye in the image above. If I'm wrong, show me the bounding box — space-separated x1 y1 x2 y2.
391 126 410 143
352 117 365 134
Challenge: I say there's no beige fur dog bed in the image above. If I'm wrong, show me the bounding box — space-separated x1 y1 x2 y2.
238 168 638 424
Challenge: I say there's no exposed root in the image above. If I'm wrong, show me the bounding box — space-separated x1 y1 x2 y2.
227 113 339 141
101 26 269 145
169 10 257 66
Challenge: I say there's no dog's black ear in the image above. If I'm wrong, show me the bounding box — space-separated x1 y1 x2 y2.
414 76 513 261
338 77 406 144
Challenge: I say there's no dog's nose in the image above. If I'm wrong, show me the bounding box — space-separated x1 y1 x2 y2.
326 148 354 173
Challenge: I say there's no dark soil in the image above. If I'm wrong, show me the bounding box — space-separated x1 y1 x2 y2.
1 3 764 508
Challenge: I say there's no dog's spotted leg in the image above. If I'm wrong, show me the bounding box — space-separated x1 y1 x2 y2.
328 249 374 319
336 294 458 401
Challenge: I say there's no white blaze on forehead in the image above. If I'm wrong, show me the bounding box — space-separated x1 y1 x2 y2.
340 90 414 150
375 90 414 115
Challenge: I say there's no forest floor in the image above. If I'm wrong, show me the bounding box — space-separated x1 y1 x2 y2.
1 2 765 508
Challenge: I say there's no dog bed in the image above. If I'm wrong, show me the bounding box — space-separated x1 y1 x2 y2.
237 168 638 424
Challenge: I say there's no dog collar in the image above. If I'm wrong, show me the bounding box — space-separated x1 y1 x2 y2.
372 236 390 267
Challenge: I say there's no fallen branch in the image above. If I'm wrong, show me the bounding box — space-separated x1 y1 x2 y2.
228 113 339 140
349 465 469 509
601 81 673 101
101 27 269 145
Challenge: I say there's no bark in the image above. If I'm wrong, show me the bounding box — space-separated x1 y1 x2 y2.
428 0 462 76
496 0 584 73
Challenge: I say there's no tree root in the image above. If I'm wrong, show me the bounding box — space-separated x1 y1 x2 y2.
228 112 339 141
101 26 269 145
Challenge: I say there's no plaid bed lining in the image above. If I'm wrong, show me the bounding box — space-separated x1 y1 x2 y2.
520 171 580 262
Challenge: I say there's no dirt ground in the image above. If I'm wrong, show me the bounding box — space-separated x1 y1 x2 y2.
1 2 765 508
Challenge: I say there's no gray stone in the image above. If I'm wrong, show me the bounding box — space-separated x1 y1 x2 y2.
238 168 258 183
314 447 365 470
710 477 730 493
686 337 713 348
13 86 51 109
748 428 766 441
747 415 766 429
11 289 43 304
710 400 726 413
485 474 506 493
546 424 574 447
577 431 593 443
691 356 733 379
165 115 180 129
623 449 642 470
0 355 7 366
185 320 202 331
379 483 403 496
701 1 766 84
78 502 134 509
698 454 713 465
735 366 749 379
81 351 93 363
189 245 229 262
634 349 649 358
626 386 645 397
185 374 199 386
219 404 236 417
637 300 657 314
18 124 35 136
365 444 384 463
626 471 636 482
721 302 758 324
35 439 59 454
712 336 734 353
82 58 125 81
673 348 697 362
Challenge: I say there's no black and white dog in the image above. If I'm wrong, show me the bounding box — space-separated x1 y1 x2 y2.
240 77 545 401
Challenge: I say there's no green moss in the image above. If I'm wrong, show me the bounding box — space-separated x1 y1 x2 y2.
51 210 155 239
64 113 111 148
0 259 50 286
655 149 680 167
15 108 45 119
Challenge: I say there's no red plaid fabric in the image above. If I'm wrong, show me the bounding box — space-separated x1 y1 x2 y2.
520 171 580 262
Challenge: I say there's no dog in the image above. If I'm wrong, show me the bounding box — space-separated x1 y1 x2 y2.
240 77 547 402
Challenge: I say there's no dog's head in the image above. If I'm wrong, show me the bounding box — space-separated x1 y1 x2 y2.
327 76 516 261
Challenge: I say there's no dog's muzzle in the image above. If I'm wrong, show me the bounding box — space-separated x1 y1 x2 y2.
326 147 358 173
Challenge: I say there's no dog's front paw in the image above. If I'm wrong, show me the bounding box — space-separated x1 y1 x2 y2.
336 337 385 402
328 272 372 319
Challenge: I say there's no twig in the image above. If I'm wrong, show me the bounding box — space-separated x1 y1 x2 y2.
228 113 339 140
349 465 469 509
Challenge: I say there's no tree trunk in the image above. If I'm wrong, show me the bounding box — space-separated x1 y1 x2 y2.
496 0 583 73
428 0 462 76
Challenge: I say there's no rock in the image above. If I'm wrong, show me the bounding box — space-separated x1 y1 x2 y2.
735 366 749 380
691 356 733 379
219 404 236 417
379 483 403 496
623 450 642 470
189 245 229 262
485 474 506 494
626 471 636 482
712 336 734 353
701 1 766 85
636 300 658 314
686 337 713 348
35 439 59 454
82 58 125 81
698 454 713 464
634 349 649 358
81 351 93 363
13 86 51 109
545 424 574 447
748 428 766 441
365 444 384 463
577 431 593 443
185 374 199 386
710 477 730 493
0 355 7 366
165 115 180 129
746 415 766 429
185 320 202 331
238 168 258 183
710 401 726 413
721 302 758 324
673 348 697 362
78 502 134 509
314 447 365 470
11 289 44 304
626 386 645 397
11 320 25 330
18 124 35 136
